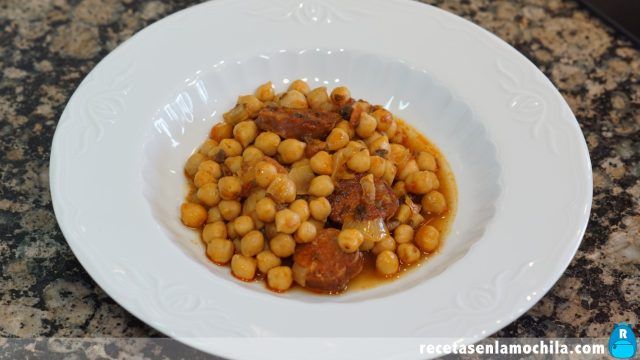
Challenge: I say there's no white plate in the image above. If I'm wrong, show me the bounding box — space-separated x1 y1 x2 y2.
49 0 592 359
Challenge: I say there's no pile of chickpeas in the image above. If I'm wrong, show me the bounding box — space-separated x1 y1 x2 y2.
180 79 451 292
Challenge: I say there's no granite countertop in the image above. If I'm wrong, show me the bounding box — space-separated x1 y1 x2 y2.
0 0 638 358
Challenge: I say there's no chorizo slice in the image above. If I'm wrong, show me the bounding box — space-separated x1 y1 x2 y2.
327 175 399 223
292 228 364 292
255 105 341 141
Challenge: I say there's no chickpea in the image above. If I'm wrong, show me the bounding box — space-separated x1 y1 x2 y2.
198 160 222 179
240 230 264 257
256 250 281 273
347 150 371 173
289 199 310 221
369 156 386 178
218 176 242 200
394 204 412 224
185 152 206 177
223 104 249 125
389 144 409 165
364 131 382 145
376 250 399 275
310 151 333 175
309 197 331 221
372 235 397 255
237 95 264 118
276 138 306 164
253 217 265 230
181 202 207 228
356 112 377 138
199 139 217 154
242 189 266 214
242 146 264 165
307 87 331 110
326 128 349 151
254 132 281 156
224 156 243 174
330 86 351 106
308 175 334 197
416 151 437 171
206 238 234 264
382 161 397 186
279 90 308 109
294 221 317 243
335 120 355 139
397 159 418 181
255 81 275 102
352 100 371 119
202 221 227 243
207 207 222 223
219 138 243 157
415 224 440 252
196 183 221 207
307 219 325 233
275 209 301 234
291 158 310 168
193 170 216 188
394 224 414 244
231 254 257 280
270 233 296 257
207 146 225 161
233 215 255 237
391 130 404 145
233 120 258 148
372 108 393 131
264 222 278 240
392 181 407 198
218 200 241 221
267 266 293 291
386 120 398 138
360 238 375 251
406 171 439 194
267 175 297 203
368 134 391 158
186 191 200 205
254 161 279 188
338 229 364 253
346 140 367 152
255 197 277 222
397 243 421 264
422 191 447 214
210 122 233 142
288 79 310 95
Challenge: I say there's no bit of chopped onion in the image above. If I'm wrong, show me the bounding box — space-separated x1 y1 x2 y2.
359 174 376 204
331 149 346 180
343 217 389 243
288 164 315 194
404 195 422 214
391 146 411 169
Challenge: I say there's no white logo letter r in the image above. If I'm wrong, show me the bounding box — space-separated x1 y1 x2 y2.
619 328 627 339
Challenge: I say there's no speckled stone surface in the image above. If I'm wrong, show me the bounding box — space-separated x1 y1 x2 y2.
0 0 638 358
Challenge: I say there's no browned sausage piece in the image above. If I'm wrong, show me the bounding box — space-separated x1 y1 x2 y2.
327 175 399 224
292 228 364 292
255 105 341 141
